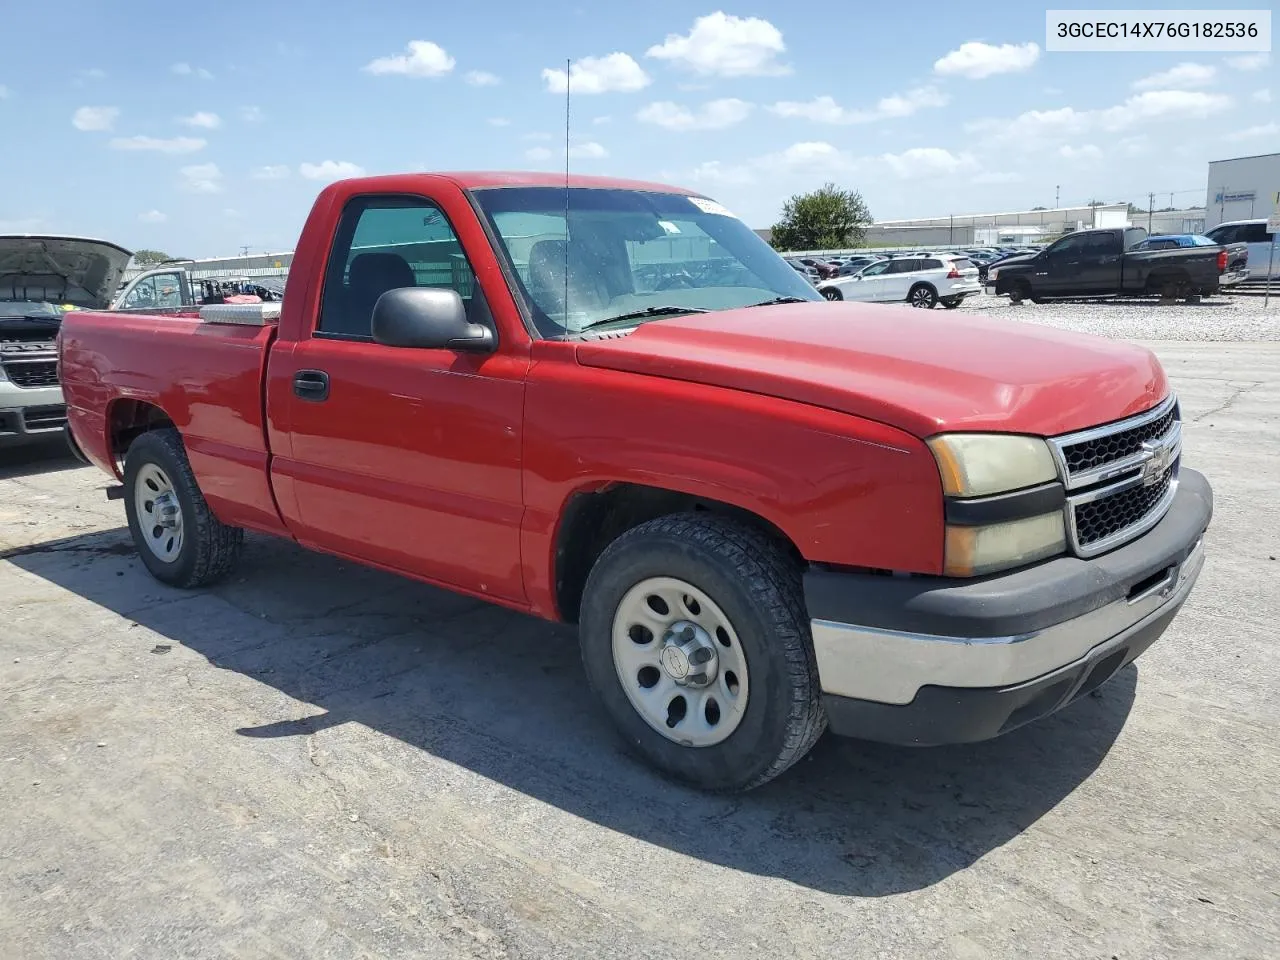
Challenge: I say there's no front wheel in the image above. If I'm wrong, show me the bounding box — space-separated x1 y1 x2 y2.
578 514 826 792
123 428 244 587
908 284 938 308
821 287 843 301
1007 280 1030 305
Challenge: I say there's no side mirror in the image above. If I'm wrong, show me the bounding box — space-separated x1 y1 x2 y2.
371 287 495 352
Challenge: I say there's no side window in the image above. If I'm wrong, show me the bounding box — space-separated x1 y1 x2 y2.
318 196 478 339
1050 234 1088 256
121 276 157 308
1240 223 1270 243
1090 233 1121 255
150 272 185 307
860 261 891 277
921 259 942 271
1207 225 1236 245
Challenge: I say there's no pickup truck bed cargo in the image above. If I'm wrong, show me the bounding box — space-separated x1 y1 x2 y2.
59 172 1211 791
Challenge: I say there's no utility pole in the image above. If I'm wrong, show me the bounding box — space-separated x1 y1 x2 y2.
1148 192 1154 233
1055 185 1060 208
239 245 250 257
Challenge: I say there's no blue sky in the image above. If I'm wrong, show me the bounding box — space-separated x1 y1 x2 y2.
1 1 1274 257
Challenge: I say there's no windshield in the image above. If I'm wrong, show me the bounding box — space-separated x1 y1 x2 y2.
472 187 821 337
0 300 63 319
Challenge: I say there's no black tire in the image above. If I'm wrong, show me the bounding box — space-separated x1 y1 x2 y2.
940 296 962 309
123 428 244 588
821 287 843 301
578 514 826 792
908 284 938 309
1007 280 1030 305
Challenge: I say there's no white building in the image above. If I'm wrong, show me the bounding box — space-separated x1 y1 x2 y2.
1205 152 1280 230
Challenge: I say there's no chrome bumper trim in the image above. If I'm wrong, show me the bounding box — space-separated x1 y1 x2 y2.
811 536 1204 705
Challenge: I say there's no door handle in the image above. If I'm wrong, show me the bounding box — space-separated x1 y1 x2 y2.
293 369 330 402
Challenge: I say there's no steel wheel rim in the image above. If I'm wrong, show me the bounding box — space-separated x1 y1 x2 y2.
135 463 184 562
611 576 750 747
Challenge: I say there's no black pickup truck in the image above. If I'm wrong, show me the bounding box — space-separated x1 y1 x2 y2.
984 227 1240 304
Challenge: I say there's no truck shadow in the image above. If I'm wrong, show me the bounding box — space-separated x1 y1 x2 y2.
8 528 1137 897
0 437 84 480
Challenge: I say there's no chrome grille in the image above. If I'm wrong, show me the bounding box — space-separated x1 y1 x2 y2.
1 358 59 388
1049 394 1181 557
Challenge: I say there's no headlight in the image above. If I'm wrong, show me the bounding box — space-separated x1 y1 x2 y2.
927 434 1058 497
988 268 999 280
929 433 1065 576
944 512 1066 577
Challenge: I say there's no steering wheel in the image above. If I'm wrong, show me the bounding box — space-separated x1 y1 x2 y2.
655 270 696 291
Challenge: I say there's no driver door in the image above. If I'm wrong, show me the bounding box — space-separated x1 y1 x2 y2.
845 261 891 300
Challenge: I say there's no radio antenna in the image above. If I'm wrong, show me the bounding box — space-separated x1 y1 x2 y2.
563 57 571 338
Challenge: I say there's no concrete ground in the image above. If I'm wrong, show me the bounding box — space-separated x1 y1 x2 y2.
2 341 1277 960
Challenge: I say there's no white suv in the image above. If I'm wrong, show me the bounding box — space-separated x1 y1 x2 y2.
1203 219 1277 279
817 254 981 308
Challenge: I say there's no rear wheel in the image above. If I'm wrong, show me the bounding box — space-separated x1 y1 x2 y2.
578 514 825 792
940 296 963 309
123 428 244 588
821 287 843 301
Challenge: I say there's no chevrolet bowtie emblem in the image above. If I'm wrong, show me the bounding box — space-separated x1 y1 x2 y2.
1139 438 1174 486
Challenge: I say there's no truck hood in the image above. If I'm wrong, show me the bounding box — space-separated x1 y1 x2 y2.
0 235 134 309
574 302 1168 438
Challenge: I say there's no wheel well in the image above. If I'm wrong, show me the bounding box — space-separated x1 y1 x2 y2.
553 483 802 624
108 400 175 467
908 282 937 297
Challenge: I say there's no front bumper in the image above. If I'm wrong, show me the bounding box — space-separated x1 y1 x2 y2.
0 382 66 447
806 468 1212 745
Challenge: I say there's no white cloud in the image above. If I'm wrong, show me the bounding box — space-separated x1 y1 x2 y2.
251 165 291 180
172 62 213 80
1226 53 1269 71
525 146 553 162
138 210 167 224
179 111 222 129
542 53 650 94
646 12 788 77
969 90 1232 144
364 41 455 78
593 115 612 125
487 117 511 127
1253 89 1272 103
299 160 366 181
109 135 206 154
240 105 264 122
72 106 118 131
568 141 607 159
523 131 552 141
0 85 10 99
972 171 1024 185
689 160 756 186
880 147 976 179
224 209 244 220
777 141 847 166
465 70 500 86
1059 144 1103 163
1132 62 1215 91
636 98 753 131
1226 122 1280 142
934 41 1040 79
770 87 947 124
180 163 223 193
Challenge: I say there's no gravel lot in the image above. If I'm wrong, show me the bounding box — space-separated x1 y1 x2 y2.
960 289 1280 341
2 322 1278 959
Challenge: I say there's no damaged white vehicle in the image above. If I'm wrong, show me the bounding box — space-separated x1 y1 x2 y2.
0 235 132 447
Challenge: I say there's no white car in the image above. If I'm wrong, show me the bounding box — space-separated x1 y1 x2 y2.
817 254 981 308
1203 219 1278 279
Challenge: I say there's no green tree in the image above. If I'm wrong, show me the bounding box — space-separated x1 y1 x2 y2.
132 249 173 265
770 183 872 251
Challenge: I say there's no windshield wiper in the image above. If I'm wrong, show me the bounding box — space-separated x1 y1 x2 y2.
743 296 812 308
577 305 710 334
0 315 61 326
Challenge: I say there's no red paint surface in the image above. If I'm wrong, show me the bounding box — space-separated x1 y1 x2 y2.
59 171 1173 622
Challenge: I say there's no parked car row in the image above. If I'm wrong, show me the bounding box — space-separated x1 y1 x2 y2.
817 253 981 308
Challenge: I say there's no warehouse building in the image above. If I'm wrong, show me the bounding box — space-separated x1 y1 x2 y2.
1205 152 1280 230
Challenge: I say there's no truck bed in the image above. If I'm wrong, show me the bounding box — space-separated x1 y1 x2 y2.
59 309 286 534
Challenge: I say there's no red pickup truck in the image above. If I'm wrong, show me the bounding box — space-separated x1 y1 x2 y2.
58 172 1212 791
